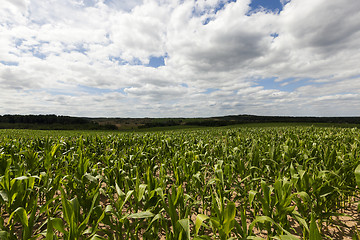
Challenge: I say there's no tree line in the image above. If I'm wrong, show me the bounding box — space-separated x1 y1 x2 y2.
0 115 117 130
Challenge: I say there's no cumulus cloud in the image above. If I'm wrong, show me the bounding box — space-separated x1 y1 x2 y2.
0 0 359 117
281 0 360 51
109 0 169 63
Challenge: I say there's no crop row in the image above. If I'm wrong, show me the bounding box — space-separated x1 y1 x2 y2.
0 127 359 239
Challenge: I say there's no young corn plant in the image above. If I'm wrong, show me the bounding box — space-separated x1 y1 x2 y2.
47 187 101 240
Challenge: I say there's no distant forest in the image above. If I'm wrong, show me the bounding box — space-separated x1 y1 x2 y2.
0 114 359 130
181 115 360 127
0 114 117 130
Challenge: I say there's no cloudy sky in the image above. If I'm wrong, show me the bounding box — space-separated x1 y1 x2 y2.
1 0 359 117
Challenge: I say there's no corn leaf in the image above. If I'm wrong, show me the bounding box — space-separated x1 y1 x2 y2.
128 211 154 219
195 214 209 235
355 164 360 188
178 218 191 240
309 214 322 240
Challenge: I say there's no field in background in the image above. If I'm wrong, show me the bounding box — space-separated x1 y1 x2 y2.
0 125 360 239
1 114 360 131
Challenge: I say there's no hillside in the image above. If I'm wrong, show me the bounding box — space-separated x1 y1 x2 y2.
1 114 359 130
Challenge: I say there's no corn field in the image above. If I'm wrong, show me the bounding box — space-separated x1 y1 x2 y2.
0 126 360 239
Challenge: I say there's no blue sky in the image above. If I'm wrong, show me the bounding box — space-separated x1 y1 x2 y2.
0 0 360 117
249 0 284 13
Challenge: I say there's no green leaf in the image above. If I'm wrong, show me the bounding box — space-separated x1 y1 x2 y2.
178 218 191 240
355 164 360 188
128 211 154 219
115 181 124 197
155 187 164 201
249 190 257 206
193 236 211 240
90 234 108 240
195 214 209 235
295 191 310 203
0 231 9 239
292 210 309 232
45 218 54 240
84 173 97 183
14 207 28 227
104 205 113 213
79 193 99 234
120 190 134 210
145 213 163 232
309 214 322 240
210 217 220 229
59 187 72 225
51 218 66 234
278 235 300 240
223 202 236 235
319 185 334 198
69 197 80 223
248 216 275 234
50 143 61 157
137 184 147 201
0 191 8 202
14 176 29 181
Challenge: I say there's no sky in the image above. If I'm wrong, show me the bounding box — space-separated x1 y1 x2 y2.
0 0 360 118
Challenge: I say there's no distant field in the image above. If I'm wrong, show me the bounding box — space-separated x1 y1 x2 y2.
2 114 359 131
0 126 359 239
132 122 360 132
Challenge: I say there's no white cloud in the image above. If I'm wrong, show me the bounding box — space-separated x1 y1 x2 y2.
280 0 291 6
0 0 359 117
109 1 169 63
1 0 29 15
103 0 144 12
